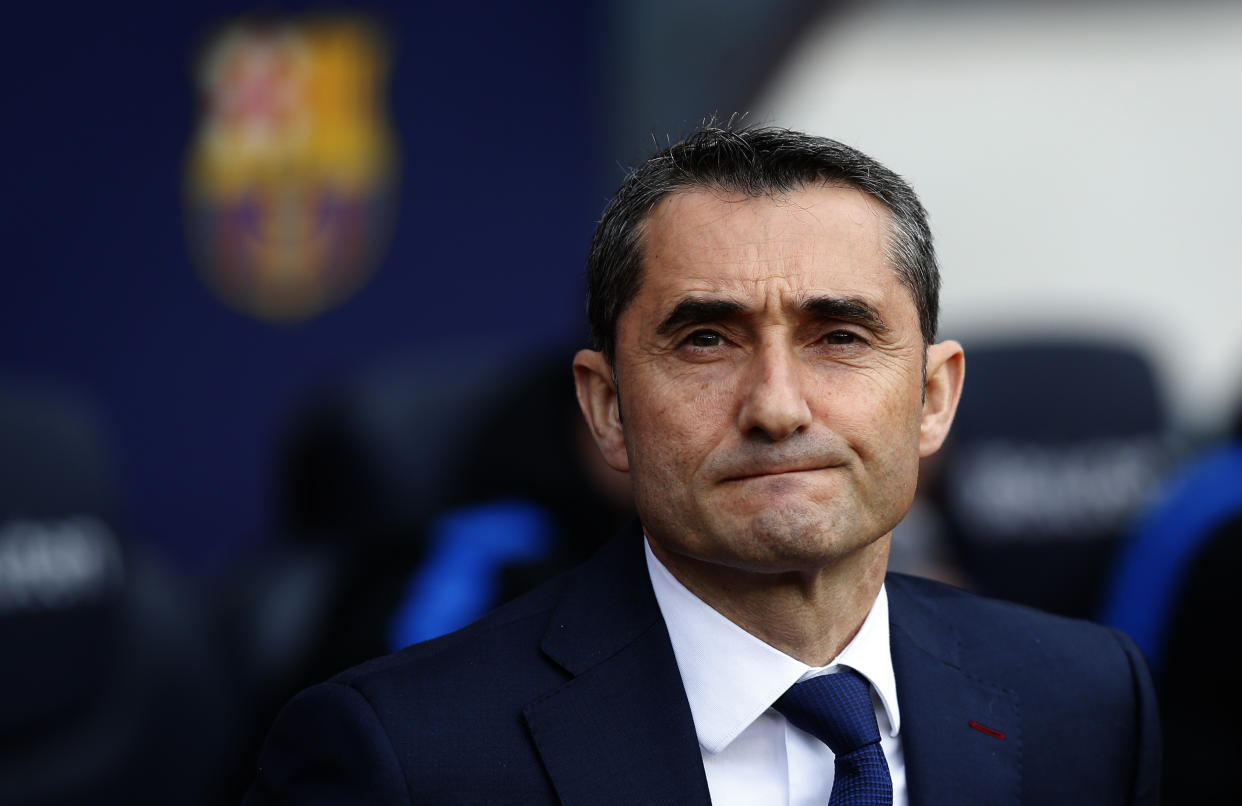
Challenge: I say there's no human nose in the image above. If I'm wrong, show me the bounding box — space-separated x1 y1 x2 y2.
736 342 813 441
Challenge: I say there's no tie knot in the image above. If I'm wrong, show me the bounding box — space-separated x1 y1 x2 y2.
773 668 881 755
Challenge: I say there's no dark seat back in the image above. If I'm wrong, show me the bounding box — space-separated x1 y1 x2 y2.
934 338 1175 617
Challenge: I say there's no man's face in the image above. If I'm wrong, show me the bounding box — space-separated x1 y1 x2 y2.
575 184 962 578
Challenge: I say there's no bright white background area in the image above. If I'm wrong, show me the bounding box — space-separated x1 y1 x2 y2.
756 1 1242 430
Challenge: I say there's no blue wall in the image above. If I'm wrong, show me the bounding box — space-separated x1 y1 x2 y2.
1 2 604 571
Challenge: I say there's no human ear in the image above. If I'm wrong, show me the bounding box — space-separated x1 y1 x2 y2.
919 340 965 457
572 349 630 472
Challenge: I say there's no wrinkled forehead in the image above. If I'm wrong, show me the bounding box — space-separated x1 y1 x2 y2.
635 185 900 305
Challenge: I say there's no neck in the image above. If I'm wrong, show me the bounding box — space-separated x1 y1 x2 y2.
649 535 890 667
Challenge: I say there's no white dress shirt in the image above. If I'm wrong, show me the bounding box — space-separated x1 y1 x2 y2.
645 539 907 806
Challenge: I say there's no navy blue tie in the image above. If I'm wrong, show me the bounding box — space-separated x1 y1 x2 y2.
773 669 893 806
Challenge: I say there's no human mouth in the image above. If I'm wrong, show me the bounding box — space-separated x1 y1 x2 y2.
721 463 832 483
709 443 847 484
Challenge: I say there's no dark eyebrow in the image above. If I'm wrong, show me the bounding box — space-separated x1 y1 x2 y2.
801 296 890 334
656 298 748 337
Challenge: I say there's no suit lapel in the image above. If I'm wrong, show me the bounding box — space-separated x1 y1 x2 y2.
522 546 1027 805
887 575 1022 806
523 536 712 806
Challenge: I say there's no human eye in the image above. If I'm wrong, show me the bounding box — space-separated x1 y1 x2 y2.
821 329 865 347
686 329 724 348
675 328 731 356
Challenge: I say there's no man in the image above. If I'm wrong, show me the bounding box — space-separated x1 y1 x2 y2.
245 126 1160 805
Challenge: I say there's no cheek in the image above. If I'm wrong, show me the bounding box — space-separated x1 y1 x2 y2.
629 372 731 436
867 404 925 506
814 376 924 456
624 381 732 472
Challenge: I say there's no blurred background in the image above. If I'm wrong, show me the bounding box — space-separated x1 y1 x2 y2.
2 0 1238 803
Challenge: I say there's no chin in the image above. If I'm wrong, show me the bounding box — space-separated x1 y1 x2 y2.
725 505 871 570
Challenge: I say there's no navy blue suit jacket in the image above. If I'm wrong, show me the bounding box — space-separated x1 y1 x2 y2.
245 535 1160 804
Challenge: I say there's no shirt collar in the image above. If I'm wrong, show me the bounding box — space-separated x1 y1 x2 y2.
645 537 901 755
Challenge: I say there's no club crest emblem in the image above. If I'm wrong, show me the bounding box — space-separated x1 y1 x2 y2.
185 16 397 321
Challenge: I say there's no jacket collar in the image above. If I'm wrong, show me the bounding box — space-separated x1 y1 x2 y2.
886 573 1022 806
523 540 1025 806
522 534 712 806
